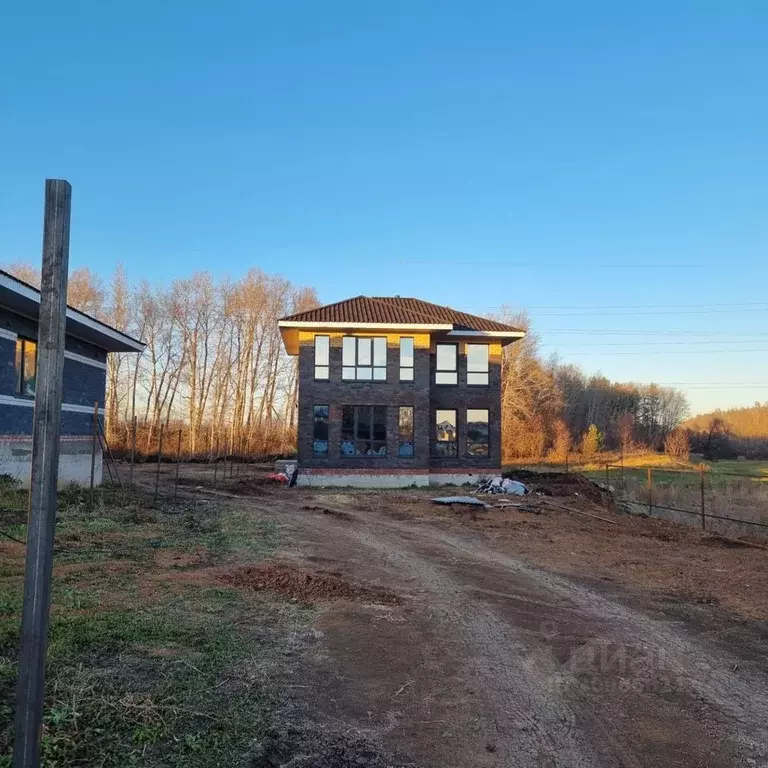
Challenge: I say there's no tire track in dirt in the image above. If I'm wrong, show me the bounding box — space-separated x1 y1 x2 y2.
244 495 768 767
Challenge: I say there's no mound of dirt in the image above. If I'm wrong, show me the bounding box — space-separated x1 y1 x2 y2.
221 563 399 605
504 470 612 506
255 724 407 768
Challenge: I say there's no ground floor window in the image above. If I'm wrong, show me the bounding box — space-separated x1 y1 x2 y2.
313 405 329 454
341 405 387 456
15 337 37 397
466 409 489 456
398 406 414 457
433 409 457 456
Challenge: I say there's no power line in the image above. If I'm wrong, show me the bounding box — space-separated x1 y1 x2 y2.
470 301 768 310
540 339 768 348
537 329 768 336
397 259 702 269
562 348 768 356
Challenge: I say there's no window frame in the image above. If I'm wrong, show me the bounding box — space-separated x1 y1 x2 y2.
399 337 415 381
340 405 387 457
15 337 37 398
312 405 329 455
398 406 415 458
466 408 490 457
432 408 458 456
342 336 387 381
466 344 490 386
435 343 458 386
314 335 330 381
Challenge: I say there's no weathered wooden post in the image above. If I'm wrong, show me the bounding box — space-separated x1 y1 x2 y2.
174 429 182 501
89 400 99 506
14 180 71 768
155 423 164 499
129 415 137 489
647 467 653 516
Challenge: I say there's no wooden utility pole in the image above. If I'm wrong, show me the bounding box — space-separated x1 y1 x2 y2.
13 180 71 768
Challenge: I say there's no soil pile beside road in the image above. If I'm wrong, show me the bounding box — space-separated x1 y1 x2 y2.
222 563 400 604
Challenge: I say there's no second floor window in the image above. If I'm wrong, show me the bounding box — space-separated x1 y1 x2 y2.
435 344 457 385
467 344 489 385
314 335 330 380
399 337 414 381
15 338 37 397
342 337 387 381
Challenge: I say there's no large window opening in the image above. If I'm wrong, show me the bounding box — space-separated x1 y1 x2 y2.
399 337 414 381
314 336 330 380
435 344 457 385
15 338 36 397
341 405 387 456
342 337 387 381
312 405 329 454
398 406 414 457
433 409 457 456
466 409 489 456
467 344 489 386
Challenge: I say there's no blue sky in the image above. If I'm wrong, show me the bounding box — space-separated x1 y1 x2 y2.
2 0 767 414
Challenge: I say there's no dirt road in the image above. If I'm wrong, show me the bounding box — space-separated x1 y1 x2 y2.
214 487 767 768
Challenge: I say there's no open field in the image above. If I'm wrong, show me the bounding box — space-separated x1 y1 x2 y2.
2 465 768 766
508 454 768 536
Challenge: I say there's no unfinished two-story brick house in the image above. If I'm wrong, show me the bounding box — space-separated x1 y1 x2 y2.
278 296 524 486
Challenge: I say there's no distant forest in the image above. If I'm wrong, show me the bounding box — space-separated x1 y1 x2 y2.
685 403 768 460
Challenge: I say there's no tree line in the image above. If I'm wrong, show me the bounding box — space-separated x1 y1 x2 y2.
3 264 692 462
685 403 768 460
4 262 317 457
498 310 690 462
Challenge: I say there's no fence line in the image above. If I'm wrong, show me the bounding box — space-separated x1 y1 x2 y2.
603 462 768 534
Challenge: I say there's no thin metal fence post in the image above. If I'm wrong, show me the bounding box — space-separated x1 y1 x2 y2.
565 450 569 475
605 463 610 490
174 428 182 501
213 437 219 488
129 415 137 489
700 466 706 531
155 423 164 499
89 401 99 506
620 449 625 492
13 179 71 768
647 467 653 516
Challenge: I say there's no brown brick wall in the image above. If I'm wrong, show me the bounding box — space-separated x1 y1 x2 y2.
428 340 502 470
297 333 501 472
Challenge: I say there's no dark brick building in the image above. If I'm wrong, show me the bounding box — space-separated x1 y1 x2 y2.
0 270 144 486
278 296 524 487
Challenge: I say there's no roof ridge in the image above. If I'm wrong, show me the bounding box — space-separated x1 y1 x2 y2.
364 296 454 325
281 294 367 322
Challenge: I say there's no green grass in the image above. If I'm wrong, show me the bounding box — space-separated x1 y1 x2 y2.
0 480 306 767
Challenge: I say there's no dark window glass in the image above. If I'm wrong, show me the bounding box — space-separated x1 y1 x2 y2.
314 335 330 380
467 344 489 386
341 406 355 455
313 405 329 455
373 406 387 441
400 337 414 381
433 409 458 456
466 409 489 456
398 406 414 457
15 338 37 397
341 337 387 380
340 406 387 456
357 406 372 439
435 344 457 385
